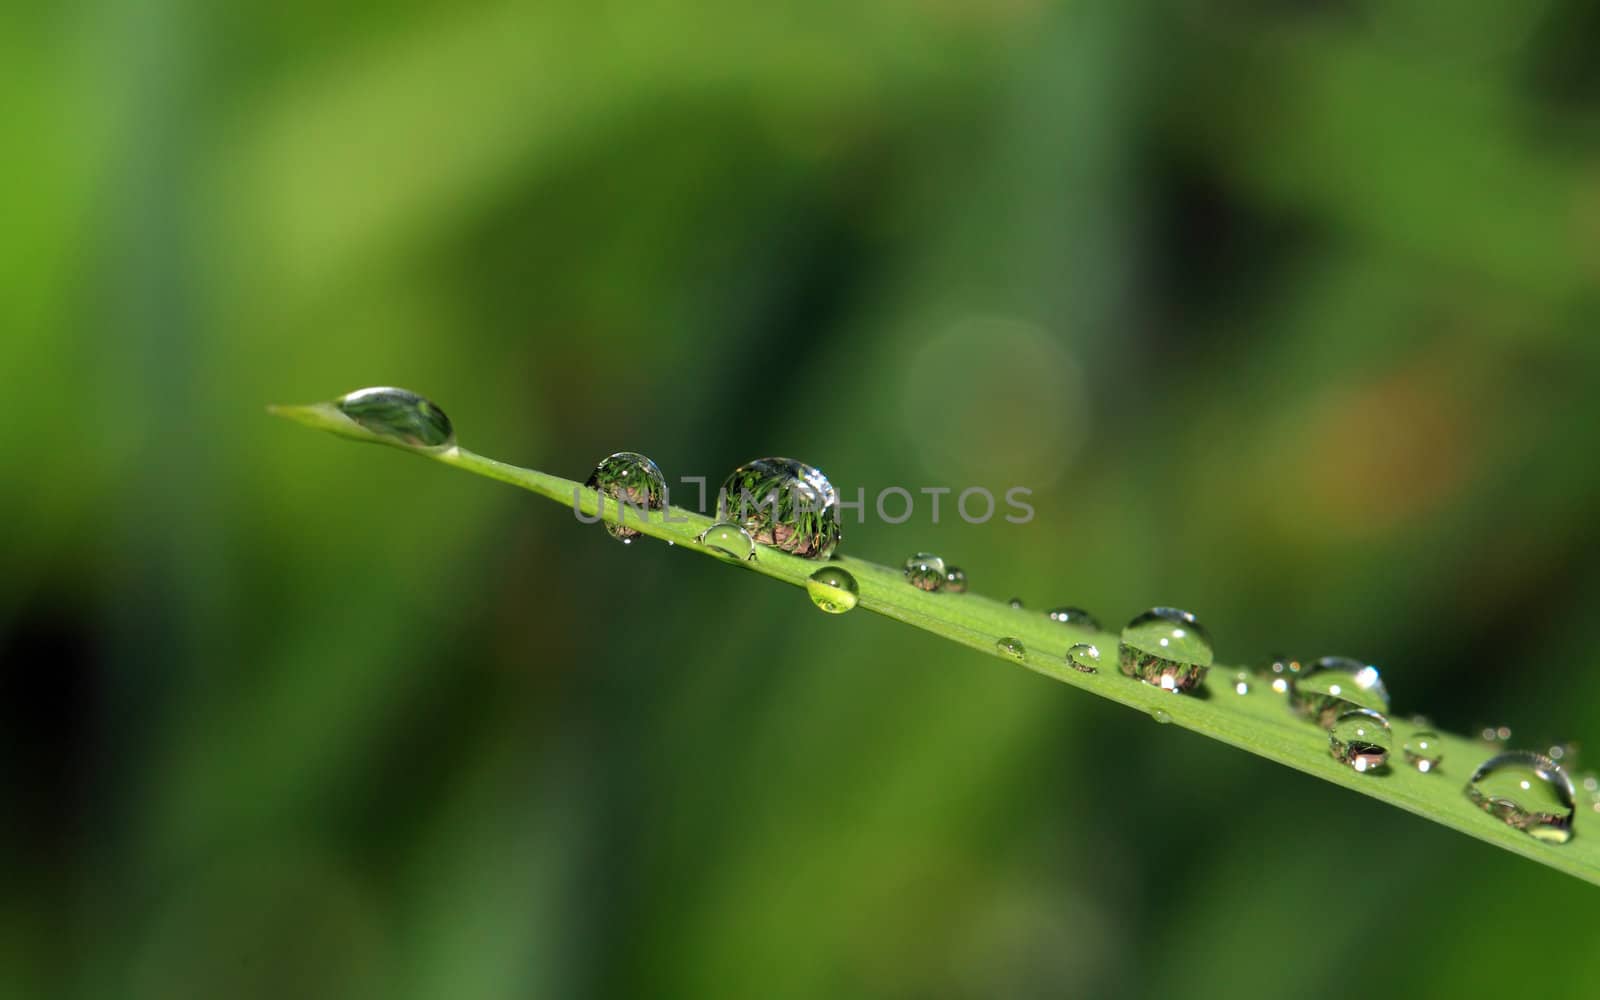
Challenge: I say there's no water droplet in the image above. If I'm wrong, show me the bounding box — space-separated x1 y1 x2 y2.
805 566 859 614
1150 707 1173 725
696 522 756 562
996 637 1026 661
337 387 455 448
584 451 667 544
943 566 969 593
1117 607 1213 694
1229 670 1251 696
717 457 840 559
1288 656 1390 727
1065 643 1100 674
1330 709 1392 774
1008 597 1025 610
1403 731 1444 774
1255 653 1302 694
903 552 947 592
1464 751 1575 844
1046 607 1102 631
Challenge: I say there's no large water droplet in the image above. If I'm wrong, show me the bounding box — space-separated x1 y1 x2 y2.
1065 643 1100 674
996 637 1026 661
584 451 667 544
1256 653 1302 694
1330 709 1392 774
943 566 969 593
806 566 859 615
903 553 947 592
1046 607 1102 631
1118 608 1213 694
1404 731 1444 773
697 522 756 562
337 387 454 448
717 458 840 559
1288 656 1390 727
1464 751 1575 844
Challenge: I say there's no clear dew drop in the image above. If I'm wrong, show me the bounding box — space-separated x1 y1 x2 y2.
943 566 968 593
996 637 1026 661
1229 670 1251 696
1150 707 1173 725
1256 653 1303 694
337 386 455 448
584 451 667 544
1008 597 1025 610
805 566 859 615
1464 751 1576 845
903 552 947 592
1117 607 1213 694
1330 708 1393 774
1065 643 1100 674
717 457 840 559
1403 731 1444 774
1288 656 1391 727
1046 607 1102 631
696 522 756 562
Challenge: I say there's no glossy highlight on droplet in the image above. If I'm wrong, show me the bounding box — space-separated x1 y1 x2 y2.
806 566 859 614
1118 607 1213 694
337 386 455 448
1046 607 1101 631
584 451 667 544
1404 731 1444 774
717 457 840 559
943 566 968 593
1464 751 1575 845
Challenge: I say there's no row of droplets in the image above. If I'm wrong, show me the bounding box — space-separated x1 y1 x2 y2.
329 392 1589 848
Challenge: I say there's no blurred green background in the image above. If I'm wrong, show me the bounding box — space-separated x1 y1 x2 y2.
6 0 1600 997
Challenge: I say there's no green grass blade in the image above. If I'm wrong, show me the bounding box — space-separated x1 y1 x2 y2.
272 399 1600 887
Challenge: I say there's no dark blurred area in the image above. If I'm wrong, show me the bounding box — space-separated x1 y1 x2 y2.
5 1 1600 997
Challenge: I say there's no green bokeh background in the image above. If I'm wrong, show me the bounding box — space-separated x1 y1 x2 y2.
6 1 1600 997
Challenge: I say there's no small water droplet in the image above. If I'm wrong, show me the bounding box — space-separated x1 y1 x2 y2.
996 637 1026 661
1330 709 1392 774
1046 607 1102 631
805 566 859 615
943 566 969 593
1229 670 1251 696
1464 751 1575 844
1008 597 1025 610
903 552 947 592
1065 643 1100 674
1255 653 1302 694
1150 707 1173 725
717 457 840 559
696 522 756 562
1403 731 1444 774
1288 656 1390 727
1118 607 1213 694
584 451 667 544
337 387 455 448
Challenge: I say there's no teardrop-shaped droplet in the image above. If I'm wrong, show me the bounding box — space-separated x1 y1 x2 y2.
806 566 859 615
1404 731 1444 773
717 457 840 559
1065 643 1100 674
1330 708 1393 774
696 522 756 562
1118 607 1213 694
1464 751 1575 844
1288 656 1390 727
1046 607 1102 631
943 566 968 593
996 637 1026 661
1008 598 1025 610
1255 653 1302 694
903 552 947 592
584 451 667 544
337 387 455 448
1150 707 1173 725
